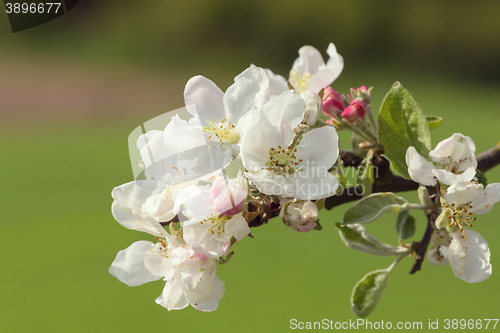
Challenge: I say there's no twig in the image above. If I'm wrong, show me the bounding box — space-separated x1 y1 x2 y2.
409 213 435 274
477 144 500 173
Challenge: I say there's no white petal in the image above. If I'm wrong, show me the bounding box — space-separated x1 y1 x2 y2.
325 43 344 81
241 114 295 172
470 183 500 215
432 167 476 186
184 274 225 312
286 167 339 200
225 214 250 240
173 185 214 219
182 218 228 258
109 241 160 287
406 146 437 186
144 244 175 279
111 201 164 237
137 130 173 168
447 229 491 283
427 246 449 266
163 115 207 152
245 169 292 197
261 90 305 130
184 76 225 124
292 45 325 76
224 66 270 125
308 68 336 94
296 126 339 169
258 66 287 97
156 277 189 311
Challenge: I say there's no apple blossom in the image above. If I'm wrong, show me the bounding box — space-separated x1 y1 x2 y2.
406 133 477 186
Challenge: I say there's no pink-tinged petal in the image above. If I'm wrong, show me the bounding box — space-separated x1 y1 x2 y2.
184 76 225 130
432 167 476 186
469 183 500 215
296 126 339 169
209 176 248 216
109 241 160 287
224 66 270 125
292 45 325 76
156 277 189 311
406 147 437 186
446 229 491 283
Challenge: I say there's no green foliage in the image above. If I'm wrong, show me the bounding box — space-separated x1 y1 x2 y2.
396 210 416 240
426 115 443 130
351 268 391 317
377 82 431 179
476 169 488 187
335 223 408 256
343 192 408 224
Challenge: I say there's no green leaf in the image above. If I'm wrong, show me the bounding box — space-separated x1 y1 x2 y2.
351 269 390 317
343 192 408 224
396 210 416 240
475 169 488 187
426 115 443 130
377 82 431 179
351 258 401 317
335 222 408 256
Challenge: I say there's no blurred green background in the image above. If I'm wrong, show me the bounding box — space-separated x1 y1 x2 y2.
1 1 500 332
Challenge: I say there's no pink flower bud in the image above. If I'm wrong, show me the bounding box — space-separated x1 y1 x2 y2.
322 87 345 118
341 100 366 123
209 172 248 216
280 200 319 233
350 86 372 103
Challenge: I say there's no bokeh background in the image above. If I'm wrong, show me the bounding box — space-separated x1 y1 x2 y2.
2 1 500 332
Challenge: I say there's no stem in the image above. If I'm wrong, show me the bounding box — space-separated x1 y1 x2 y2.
477 143 500 173
409 213 435 274
407 203 427 210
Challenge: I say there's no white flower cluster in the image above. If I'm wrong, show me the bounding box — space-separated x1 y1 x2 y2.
109 43 343 311
406 134 500 282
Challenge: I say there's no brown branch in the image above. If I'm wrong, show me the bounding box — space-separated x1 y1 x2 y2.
477 143 500 173
409 213 435 274
326 143 500 211
339 150 363 167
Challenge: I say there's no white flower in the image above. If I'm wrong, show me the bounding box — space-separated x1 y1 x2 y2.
175 184 251 258
109 232 225 312
300 90 322 127
241 91 339 200
431 181 500 283
406 133 477 186
258 43 343 95
184 66 270 148
440 229 491 283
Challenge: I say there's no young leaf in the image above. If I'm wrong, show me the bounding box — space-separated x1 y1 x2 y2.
343 192 408 224
377 82 431 179
351 258 400 317
335 222 408 256
426 115 443 130
396 210 416 240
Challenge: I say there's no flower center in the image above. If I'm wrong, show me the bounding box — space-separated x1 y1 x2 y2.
200 213 231 235
266 145 302 174
289 69 311 93
203 118 240 144
445 202 476 237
